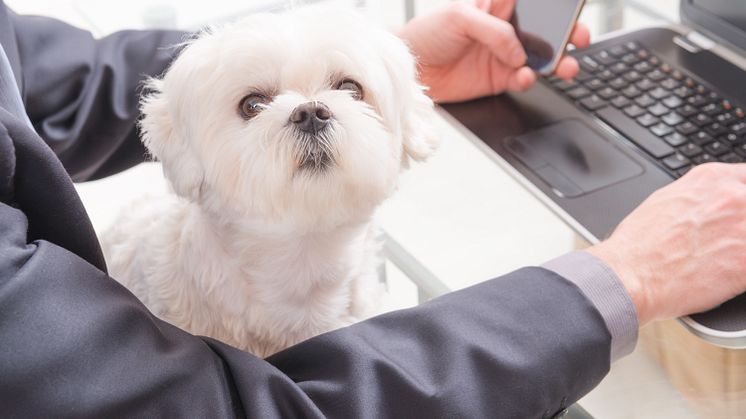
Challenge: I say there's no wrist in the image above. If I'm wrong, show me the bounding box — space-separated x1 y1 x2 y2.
586 241 653 326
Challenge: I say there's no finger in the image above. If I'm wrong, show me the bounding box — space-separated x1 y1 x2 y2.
505 67 536 92
570 23 591 49
555 56 580 80
489 0 516 21
454 3 526 67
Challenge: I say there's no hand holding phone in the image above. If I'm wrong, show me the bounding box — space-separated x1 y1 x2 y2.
511 0 587 76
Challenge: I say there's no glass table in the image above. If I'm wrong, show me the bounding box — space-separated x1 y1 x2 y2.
51 0 741 417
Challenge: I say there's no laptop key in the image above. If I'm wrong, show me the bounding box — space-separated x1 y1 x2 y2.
585 78 605 90
580 56 602 73
635 95 656 108
691 113 713 127
690 131 714 145
676 122 699 135
674 87 695 98
731 122 746 135
647 69 666 82
622 85 643 99
575 70 594 83
622 53 640 65
597 87 619 100
634 61 653 73
553 79 578 91
624 71 643 82
734 144 746 157
661 78 679 90
626 41 641 51
636 78 656 91
637 114 659 127
648 103 669 117
677 166 693 177
716 112 735 124
609 77 628 90
662 112 685 126
594 51 616 65
663 96 684 109
663 153 691 170
610 62 629 74
693 153 717 164
596 107 675 158
702 103 720 116
649 87 670 100
624 104 646 118
650 123 673 137
720 153 743 163
721 133 742 145
705 122 728 136
688 94 710 107
679 143 703 158
567 87 592 100
678 105 698 117
580 95 608 111
611 96 631 108
705 141 729 156
609 45 627 57
597 69 616 81
664 132 688 147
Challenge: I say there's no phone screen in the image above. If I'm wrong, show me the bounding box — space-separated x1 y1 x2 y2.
512 0 585 74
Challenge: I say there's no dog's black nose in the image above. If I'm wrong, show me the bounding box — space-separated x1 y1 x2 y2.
290 102 332 134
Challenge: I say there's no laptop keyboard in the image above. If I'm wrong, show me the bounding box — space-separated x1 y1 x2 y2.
547 41 746 178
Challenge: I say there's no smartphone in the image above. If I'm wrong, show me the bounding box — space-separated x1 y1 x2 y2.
511 0 586 76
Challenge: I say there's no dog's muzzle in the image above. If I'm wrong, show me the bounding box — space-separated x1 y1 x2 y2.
291 102 336 172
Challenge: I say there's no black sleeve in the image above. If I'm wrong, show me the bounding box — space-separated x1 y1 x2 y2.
11 11 187 181
0 112 611 419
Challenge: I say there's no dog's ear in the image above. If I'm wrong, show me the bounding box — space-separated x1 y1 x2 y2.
140 79 204 200
401 83 440 163
378 34 441 165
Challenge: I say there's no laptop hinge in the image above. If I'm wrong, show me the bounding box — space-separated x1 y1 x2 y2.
674 31 716 53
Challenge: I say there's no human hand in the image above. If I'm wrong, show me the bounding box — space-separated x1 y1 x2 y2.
587 164 746 326
396 0 591 103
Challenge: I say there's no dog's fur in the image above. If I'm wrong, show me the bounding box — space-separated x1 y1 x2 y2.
102 6 439 357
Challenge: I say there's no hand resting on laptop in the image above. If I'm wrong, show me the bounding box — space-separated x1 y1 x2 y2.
589 163 746 325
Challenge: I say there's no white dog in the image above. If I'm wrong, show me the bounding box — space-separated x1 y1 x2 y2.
101 6 439 358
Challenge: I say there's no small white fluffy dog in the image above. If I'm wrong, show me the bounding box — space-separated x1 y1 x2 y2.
102 6 439 357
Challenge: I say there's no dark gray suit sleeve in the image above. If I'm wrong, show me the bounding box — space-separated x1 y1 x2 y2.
10 11 186 181
2 7 612 418
0 113 611 417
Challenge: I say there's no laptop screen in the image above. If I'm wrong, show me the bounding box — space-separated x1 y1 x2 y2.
691 1 746 33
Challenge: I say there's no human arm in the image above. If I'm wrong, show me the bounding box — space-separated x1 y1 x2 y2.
544 163 746 363
10 10 186 181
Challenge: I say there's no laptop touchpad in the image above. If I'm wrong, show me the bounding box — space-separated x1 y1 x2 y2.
504 119 644 198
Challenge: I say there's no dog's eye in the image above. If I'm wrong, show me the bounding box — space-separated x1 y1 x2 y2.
336 79 363 100
238 94 270 120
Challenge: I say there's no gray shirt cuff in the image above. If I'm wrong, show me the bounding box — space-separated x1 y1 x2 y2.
542 250 639 361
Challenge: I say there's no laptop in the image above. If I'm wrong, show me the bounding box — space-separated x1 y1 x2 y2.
442 0 746 348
